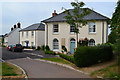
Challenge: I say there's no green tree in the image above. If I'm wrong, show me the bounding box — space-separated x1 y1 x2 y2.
110 0 120 74
64 0 90 47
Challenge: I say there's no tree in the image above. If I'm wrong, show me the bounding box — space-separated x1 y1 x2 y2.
110 0 120 74
63 0 90 47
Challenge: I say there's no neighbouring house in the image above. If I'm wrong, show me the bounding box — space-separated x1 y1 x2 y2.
19 23 45 48
5 23 22 46
42 8 109 53
3 34 8 46
0 35 4 45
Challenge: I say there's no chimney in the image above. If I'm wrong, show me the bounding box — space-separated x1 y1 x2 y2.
17 22 21 28
11 27 13 31
52 10 57 17
14 24 16 28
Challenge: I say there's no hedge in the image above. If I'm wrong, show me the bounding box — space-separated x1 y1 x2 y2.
74 44 113 67
59 54 74 63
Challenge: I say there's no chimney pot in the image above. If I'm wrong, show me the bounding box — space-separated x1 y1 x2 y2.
11 27 13 31
17 22 21 28
14 24 16 28
52 10 57 17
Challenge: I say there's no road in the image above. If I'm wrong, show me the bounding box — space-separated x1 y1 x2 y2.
1 47 90 78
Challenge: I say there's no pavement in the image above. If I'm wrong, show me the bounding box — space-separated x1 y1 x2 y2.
1 47 90 78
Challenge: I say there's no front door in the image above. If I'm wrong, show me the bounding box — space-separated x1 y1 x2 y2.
70 38 75 54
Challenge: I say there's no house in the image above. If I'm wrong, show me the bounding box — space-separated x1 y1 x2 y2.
0 35 4 45
42 8 109 53
3 34 8 46
5 23 21 46
19 23 45 48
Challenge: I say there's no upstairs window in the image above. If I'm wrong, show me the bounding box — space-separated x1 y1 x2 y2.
70 24 75 33
31 31 34 36
22 32 24 37
26 31 28 38
53 24 59 33
88 22 96 33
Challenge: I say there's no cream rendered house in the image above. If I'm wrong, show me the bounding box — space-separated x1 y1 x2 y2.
42 8 109 53
19 23 45 48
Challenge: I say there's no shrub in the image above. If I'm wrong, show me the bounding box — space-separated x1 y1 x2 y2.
59 54 74 63
36 46 41 50
45 50 56 55
41 45 45 50
45 45 50 51
74 44 113 67
62 46 67 52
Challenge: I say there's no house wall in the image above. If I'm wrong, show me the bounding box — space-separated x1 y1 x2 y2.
8 28 21 45
45 21 108 52
36 31 45 47
20 30 45 48
4 36 8 46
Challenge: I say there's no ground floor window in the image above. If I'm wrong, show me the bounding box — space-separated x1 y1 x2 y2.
88 39 95 46
31 42 34 47
53 38 59 49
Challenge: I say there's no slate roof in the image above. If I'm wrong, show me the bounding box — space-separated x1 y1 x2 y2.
20 23 45 31
42 8 109 23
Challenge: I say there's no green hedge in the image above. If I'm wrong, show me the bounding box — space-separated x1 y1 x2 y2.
45 50 56 55
74 44 113 67
59 54 74 63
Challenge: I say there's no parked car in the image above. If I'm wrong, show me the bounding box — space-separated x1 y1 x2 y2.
7 45 13 51
7 44 23 52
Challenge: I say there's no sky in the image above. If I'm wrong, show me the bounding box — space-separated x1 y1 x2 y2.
0 0 117 35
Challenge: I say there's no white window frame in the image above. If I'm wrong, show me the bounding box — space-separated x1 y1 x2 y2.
22 32 24 37
53 24 59 34
70 24 75 34
53 39 59 50
88 22 96 33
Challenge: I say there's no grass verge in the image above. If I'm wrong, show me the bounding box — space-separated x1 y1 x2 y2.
41 57 74 65
91 64 120 79
2 62 23 76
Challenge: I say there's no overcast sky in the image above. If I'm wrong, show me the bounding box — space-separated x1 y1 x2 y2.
0 1 117 35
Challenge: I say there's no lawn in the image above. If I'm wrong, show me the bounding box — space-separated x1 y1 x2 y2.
91 64 120 79
2 62 23 76
41 57 74 65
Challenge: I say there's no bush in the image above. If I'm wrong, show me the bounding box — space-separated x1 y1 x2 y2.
45 50 56 55
41 45 45 50
62 46 67 52
59 54 74 63
45 45 50 51
74 44 113 67
36 46 41 50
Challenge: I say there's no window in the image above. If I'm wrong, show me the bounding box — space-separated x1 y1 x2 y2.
53 24 59 33
53 38 59 49
22 41 24 46
88 39 95 46
70 24 75 32
88 22 96 33
22 32 24 37
31 42 34 46
26 31 28 38
31 31 34 36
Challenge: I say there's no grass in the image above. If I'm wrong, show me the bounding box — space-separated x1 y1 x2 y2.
41 57 74 65
91 64 120 79
2 62 22 76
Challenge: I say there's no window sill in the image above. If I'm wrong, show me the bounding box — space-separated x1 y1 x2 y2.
53 33 59 35
88 32 96 35
70 32 75 35
53 49 59 52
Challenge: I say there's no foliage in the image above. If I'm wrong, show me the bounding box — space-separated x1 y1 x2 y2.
41 45 45 50
45 50 56 55
78 39 88 46
45 45 50 51
63 0 90 47
62 45 67 52
74 44 113 67
36 46 41 50
59 54 74 63
108 30 117 44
